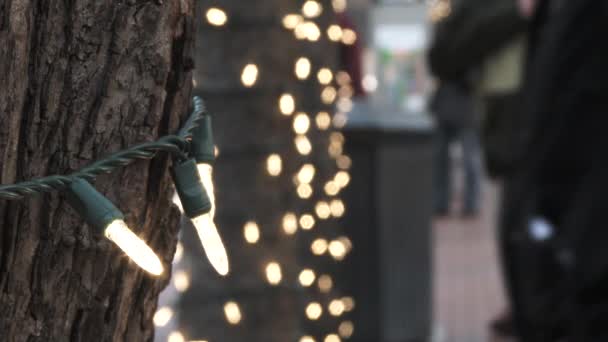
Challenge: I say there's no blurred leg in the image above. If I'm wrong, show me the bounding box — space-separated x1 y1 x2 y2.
461 127 482 215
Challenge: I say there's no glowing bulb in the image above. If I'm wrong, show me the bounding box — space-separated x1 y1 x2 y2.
241 63 258 87
329 239 347 260
334 171 351 188
342 297 355 311
338 236 353 252
224 301 242 324
297 164 316 184
297 184 313 199
293 113 311 134
168 331 185 342
342 29 357 45
302 0 323 18
283 213 298 234
331 132 345 144
300 337 316 342
329 142 344 158
306 302 323 320
296 21 321 41
315 201 331 219
336 71 351 86
265 261 282 285
206 8 228 26
279 94 295 116
295 57 311 80
243 221 260 244
324 334 341 342
299 269 316 287
153 307 174 327
321 86 337 104
327 25 343 41
330 199 345 217
267 154 283 176
191 214 229 276
333 0 347 12
316 112 332 130
283 14 303 29
317 68 333 85
318 274 333 293
339 321 354 338
324 181 340 196
311 238 328 255
295 135 312 155
104 220 164 276
173 270 190 292
337 155 352 170
300 214 316 230
173 242 184 264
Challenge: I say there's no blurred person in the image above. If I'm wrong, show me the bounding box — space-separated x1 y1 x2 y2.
429 79 481 217
428 0 531 337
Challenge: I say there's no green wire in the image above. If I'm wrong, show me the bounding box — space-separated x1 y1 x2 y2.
0 96 206 200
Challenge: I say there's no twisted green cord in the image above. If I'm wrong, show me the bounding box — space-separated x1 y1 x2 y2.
0 96 206 200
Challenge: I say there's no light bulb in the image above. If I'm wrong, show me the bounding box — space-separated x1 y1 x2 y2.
299 269 316 287
324 334 341 342
329 240 348 260
315 201 331 219
334 171 350 188
339 321 354 338
305 302 323 320
311 238 328 255
342 296 355 311
295 135 312 155
330 199 345 217
206 8 228 26
317 68 333 85
283 14 303 30
318 274 333 293
265 261 282 285
279 94 295 116
191 214 229 276
293 113 311 134
297 164 316 184
327 25 343 42
267 154 283 176
321 86 337 104
297 184 313 199
104 220 164 276
224 301 242 324
243 221 260 244
302 0 323 18
342 29 357 45
241 63 258 87
295 57 312 80
300 337 316 342
168 331 185 342
300 214 316 230
154 307 174 327
324 181 340 196
337 155 352 170
336 71 351 86
173 270 190 292
316 111 332 130
332 0 347 12
329 299 346 316
282 213 298 235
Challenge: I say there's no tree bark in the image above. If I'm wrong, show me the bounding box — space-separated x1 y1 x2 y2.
0 1 193 341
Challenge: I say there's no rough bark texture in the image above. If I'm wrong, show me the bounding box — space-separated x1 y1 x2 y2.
178 1 349 341
0 1 194 341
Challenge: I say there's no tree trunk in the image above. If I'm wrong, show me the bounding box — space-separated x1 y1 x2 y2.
0 1 193 341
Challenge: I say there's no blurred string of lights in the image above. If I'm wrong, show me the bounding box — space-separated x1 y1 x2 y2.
160 1 358 341
0 97 229 279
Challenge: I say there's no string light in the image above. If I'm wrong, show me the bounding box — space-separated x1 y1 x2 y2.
302 0 323 18
327 25 343 42
295 57 312 80
321 86 337 104
224 301 242 325
311 238 328 255
329 299 346 316
297 164 316 184
316 111 332 130
297 184 314 199
267 154 283 176
244 221 261 244
168 331 186 342
295 21 321 41
282 212 299 235
324 334 341 342
299 269 316 287
279 94 296 115
336 71 351 86
337 97 353 113
324 180 340 196
241 63 259 87
305 302 323 320
283 14 304 29
104 220 164 275
341 29 357 45
338 321 354 338
332 0 347 13
318 274 333 293
317 68 334 85
342 297 356 312
174 270 191 292
206 8 228 26
153 307 174 327
334 171 351 188
300 214 316 230
294 112 311 134
337 155 352 170
295 135 313 155
265 261 283 285
330 199 345 217
315 201 331 219
329 239 348 260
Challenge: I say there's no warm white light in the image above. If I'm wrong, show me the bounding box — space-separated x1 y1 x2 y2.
299 269 316 287
279 94 296 116
300 337 316 342
324 181 340 196
241 63 259 87
296 21 321 41
174 270 190 292
342 29 357 45
168 331 185 342
327 25 343 42
311 238 328 255
302 0 323 18
362 74 379 93
324 334 341 342
306 302 323 320
283 14 303 29
339 321 354 338
293 113 311 134
328 300 345 317
336 71 351 86
316 111 332 130
329 142 344 158
297 164 316 184
104 220 164 276
315 201 331 219
321 86 337 104
300 214 316 230
244 221 260 244
334 171 351 188
224 301 242 324
342 296 355 311
295 135 313 155
206 8 228 26
297 183 314 199
267 154 283 176
318 274 333 293
330 199 345 217
317 68 334 85
191 214 229 276
329 239 347 260
337 155 352 170
173 242 184 264
295 57 312 80
282 213 298 235
153 307 173 327
331 132 345 144
265 261 282 285
332 0 347 13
